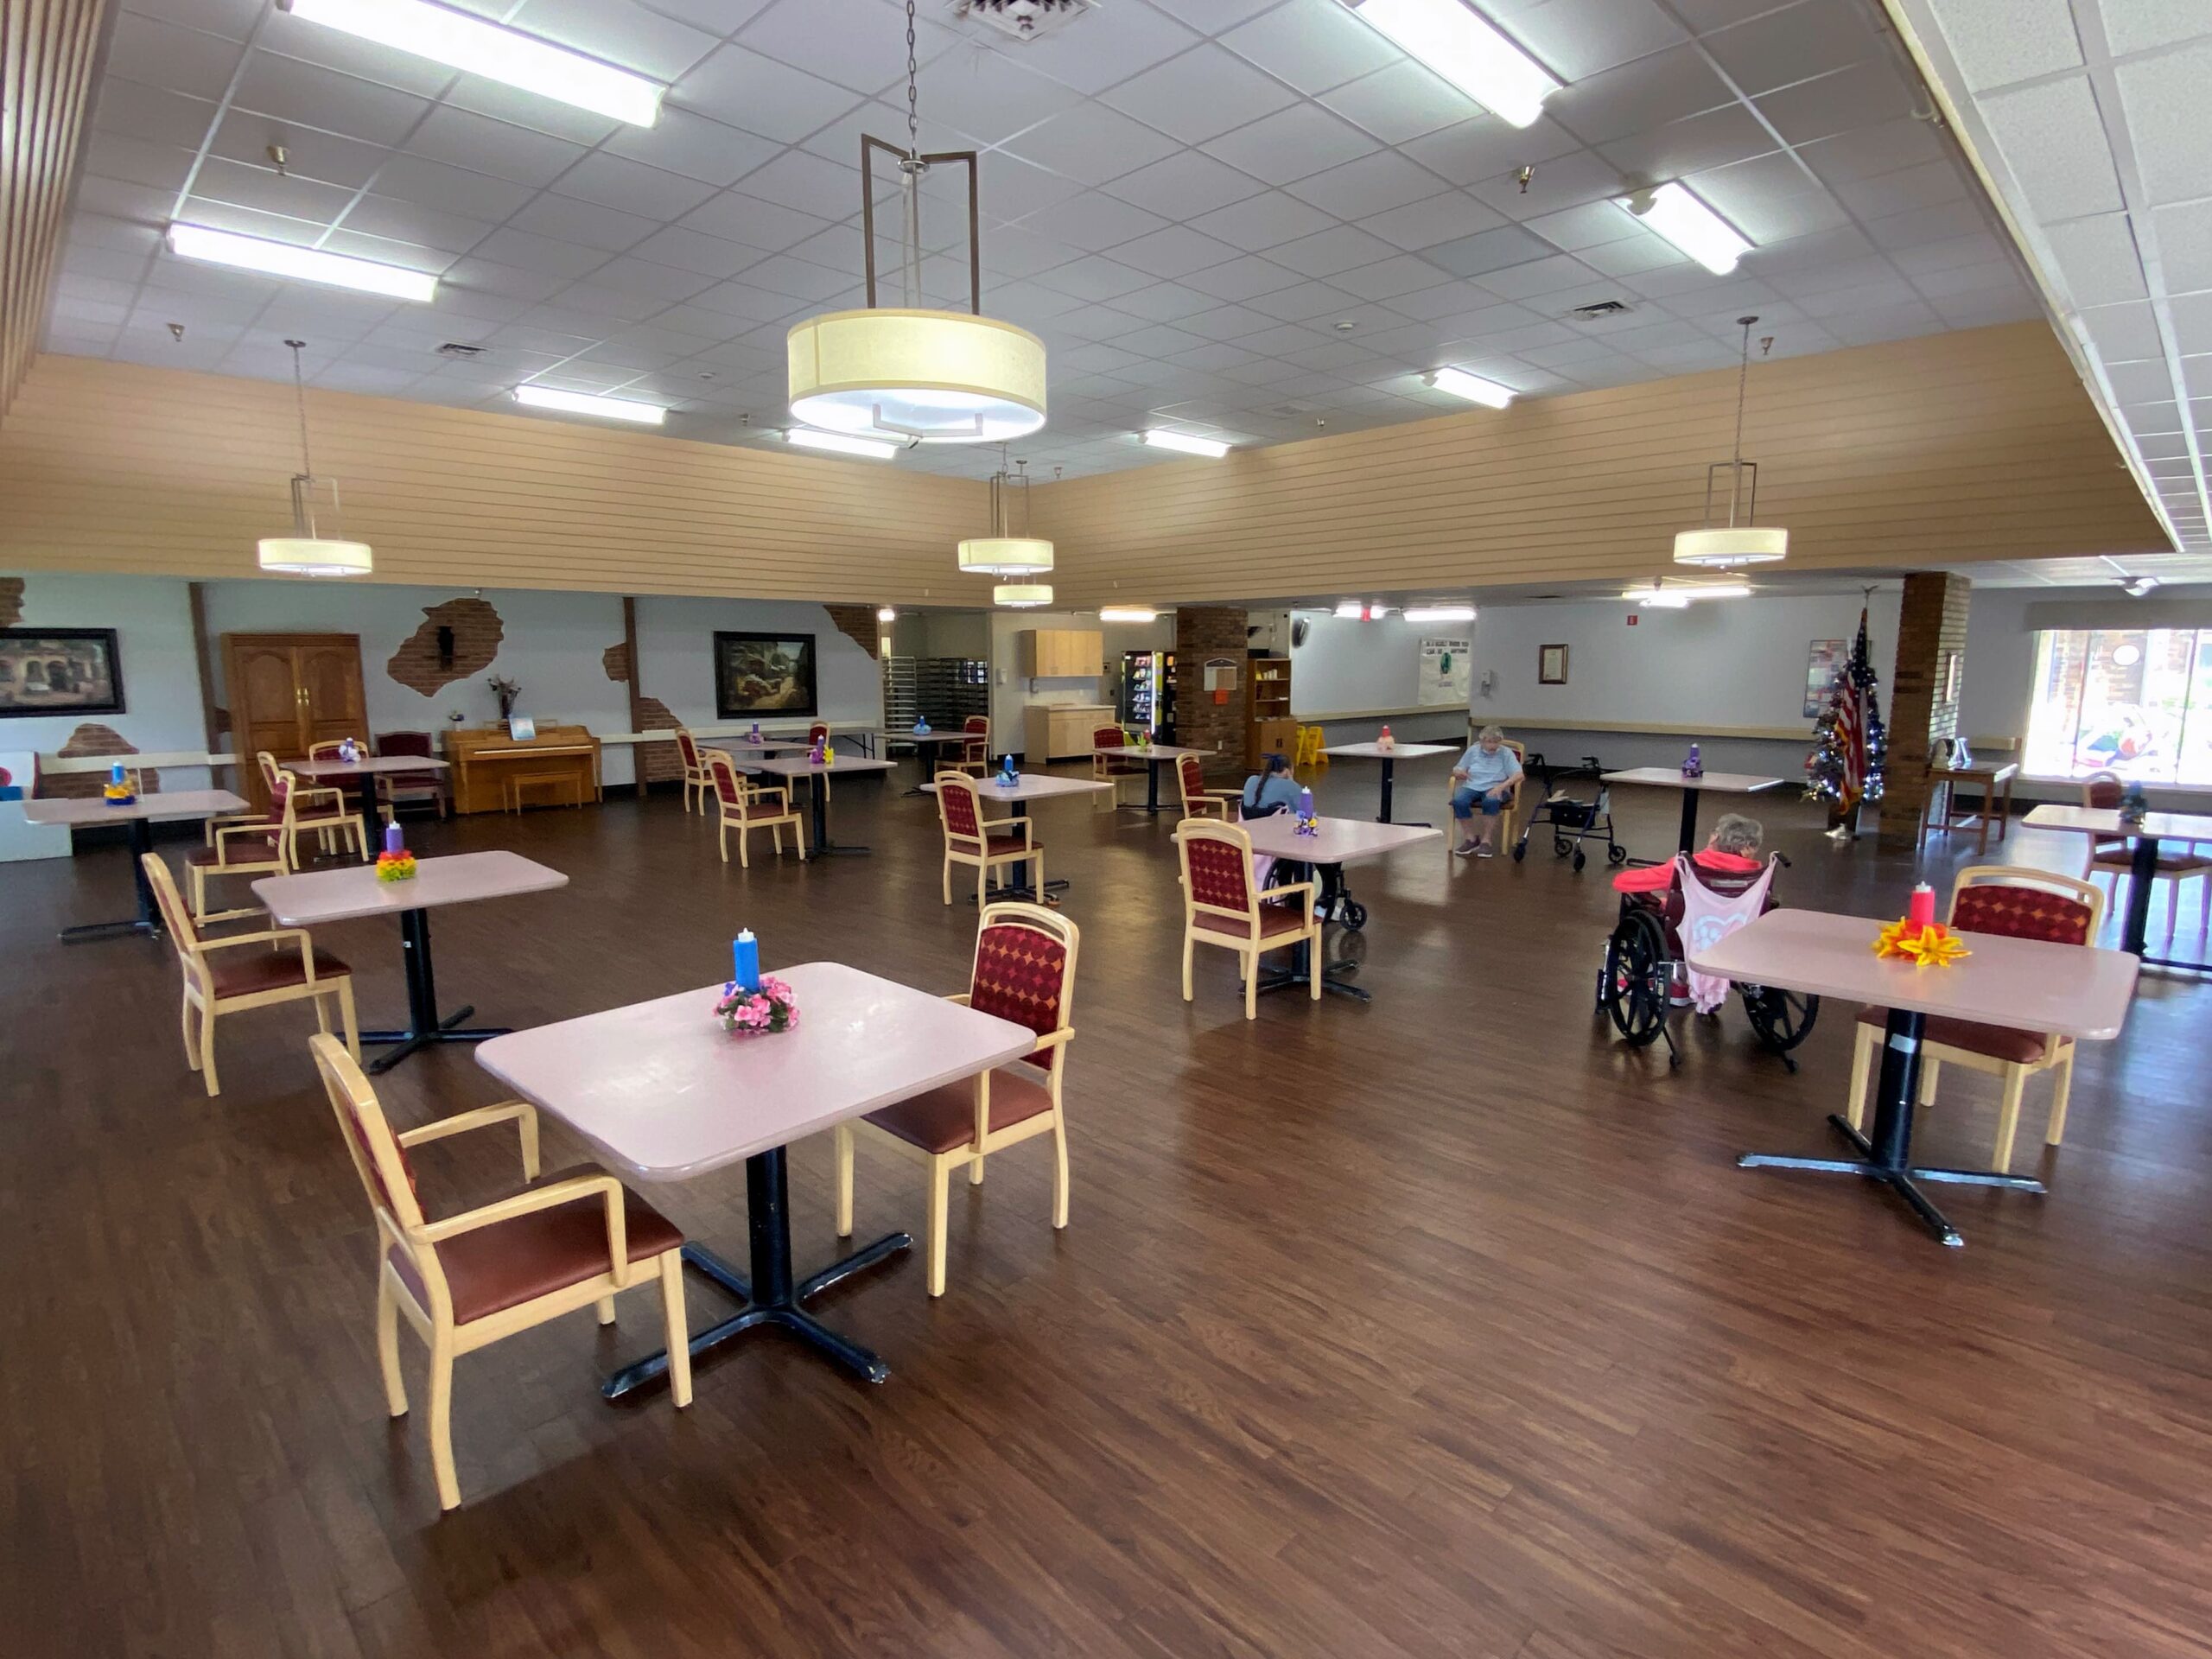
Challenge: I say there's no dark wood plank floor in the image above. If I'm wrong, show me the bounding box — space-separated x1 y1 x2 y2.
5 755 2209 1659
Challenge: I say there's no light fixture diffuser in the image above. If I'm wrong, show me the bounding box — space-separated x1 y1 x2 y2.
168 224 435 302
994 583 1052 607
1341 0 1560 128
877 607 898 622
1099 606 1159 623
1618 182 1752 276
259 339 372 578
1403 604 1477 622
786 427 899 460
958 537 1054 575
513 385 666 424
1141 429 1231 458
1425 367 1515 408
279 0 663 125
1672 527 1787 567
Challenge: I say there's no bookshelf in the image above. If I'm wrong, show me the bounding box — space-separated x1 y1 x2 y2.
1246 654 1295 767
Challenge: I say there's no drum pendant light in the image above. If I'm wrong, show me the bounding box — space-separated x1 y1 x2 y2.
785 0 1046 445
258 340 372 576
960 452 1053 580
1674 316 1788 568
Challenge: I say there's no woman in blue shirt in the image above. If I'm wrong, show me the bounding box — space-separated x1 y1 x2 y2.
1449 724 1522 857
1241 752 1302 817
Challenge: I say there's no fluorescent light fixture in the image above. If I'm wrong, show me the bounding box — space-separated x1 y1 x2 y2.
1627 582 1751 607
168 223 435 302
280 0 663 126
1335 601 1365 619
512 385 666 425
1141 429 1231 458
1342 0 1560 127
1099 606 1159 623
785 427 899 460
1403 604 1477 623
877 607 898 622
1635 589 1690 608
1618 183 1752 276
1425 367 1515 409
995 583 1052 607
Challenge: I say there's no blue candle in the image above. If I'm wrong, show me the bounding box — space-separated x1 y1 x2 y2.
732 930 760 994
1299 785 1313 818
110 761 125 785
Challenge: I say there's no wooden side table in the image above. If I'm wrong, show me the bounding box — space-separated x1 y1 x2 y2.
1917 762 2018 855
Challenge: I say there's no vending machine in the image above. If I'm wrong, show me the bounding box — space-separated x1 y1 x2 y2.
1120 650 1176 741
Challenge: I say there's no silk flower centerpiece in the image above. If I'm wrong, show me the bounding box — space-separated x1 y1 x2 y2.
717 975 799 1036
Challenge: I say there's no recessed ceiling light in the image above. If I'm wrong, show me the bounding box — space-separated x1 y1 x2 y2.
278 0 664 125
1618 182 1752 276
168 223 435 302
1339 0 1560 127
785 427 899 459
1402 604 1476 622
513 385 666 424
1334 601 1365 619
1099 606 1160 623
877 607 898 622
1141 429 1231 457
1425 367 1515 408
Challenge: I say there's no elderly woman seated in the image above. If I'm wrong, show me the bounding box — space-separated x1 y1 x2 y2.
1611 812 1768 903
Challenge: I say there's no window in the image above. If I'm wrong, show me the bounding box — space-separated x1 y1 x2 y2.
2024 628 2212 785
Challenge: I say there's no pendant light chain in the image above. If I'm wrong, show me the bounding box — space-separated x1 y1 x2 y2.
286 338 315 480
1726 315 1755 526
905 0 919 159
899 0 924 306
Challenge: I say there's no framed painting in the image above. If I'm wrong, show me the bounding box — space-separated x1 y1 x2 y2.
715 631 818 718
1804 639 1846 718
0 628 124 717
1537 643 1568 685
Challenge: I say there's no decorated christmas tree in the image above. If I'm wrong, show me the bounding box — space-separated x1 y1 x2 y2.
1806 604 1886 823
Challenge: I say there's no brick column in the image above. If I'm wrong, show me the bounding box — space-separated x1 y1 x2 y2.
1878 571 1971 847
1173 606 1248 780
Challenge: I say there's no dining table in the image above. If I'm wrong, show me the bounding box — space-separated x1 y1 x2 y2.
894 729 983 795
744 753 895 859
1603 766 1787 856
922 772 1113 899
255 850 567 1072
287 753 451 828
2022 803 2212 971
1321 741 1456 825
24 788 249 942
1091 743 1205 814
1688 907 2139 1247
1239 812 1441 1001
476 962 1037 1397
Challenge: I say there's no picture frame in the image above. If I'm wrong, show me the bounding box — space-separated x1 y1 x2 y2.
0 627 124 718
715 631 818 718
1538 643 1568 685
1804 639 1846 719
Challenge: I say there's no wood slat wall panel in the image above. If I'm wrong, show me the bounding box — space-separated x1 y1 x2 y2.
1 0 108 426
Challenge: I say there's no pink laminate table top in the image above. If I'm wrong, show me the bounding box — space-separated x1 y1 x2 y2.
22 788 245 825
1095 744 1204 760
921 772 1113 802
1686 909 2138 1041
747 753 895 778
289 754 451 777
253 851 567 925
1322 742 1455 760
475 962 1039 1182
897 730 980 744
2023 804 2212 841
1232 814 1442 864
1602 767 1786 793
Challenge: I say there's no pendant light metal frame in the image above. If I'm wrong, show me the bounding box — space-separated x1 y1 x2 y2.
960 452 1053 577
1675 315 1787 568
259 340 372 577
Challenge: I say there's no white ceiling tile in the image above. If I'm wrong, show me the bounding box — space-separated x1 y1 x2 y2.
1179 253 1306 302
1105 281 1218 322
1100 44 1301 145
1465 148 1628 215
1202 104 1380 185
105 10 247 102
1402 111 1581 187
1833 159 1971 220
369 154 537 220
1887 232 2012 276
1576 232 1689 278
725 149 859 219
584 255 721 304
1102 150 1268 220
1354 191 1508 252
1798 119 1948 187
2100 0 2212 57
553 152 721 219
509 0 722 79
1316 60 1480 145
257 11 460 99
733 0 961 93
1001 101 1184 187
81 130 198 194
340 194 493 256
601 108 781 188
1000 3 1201 94
1544 46 1733 144
470 226 615 279
1187 190 1339 252
1267 225 1402 279
1595 104 1783 184
2114 39 2212 208
507 192 661 251
1020 194 1173 253
2043 212 2148 307
2104 357 2177 404
123 0 264 41
679 189 834 250
1033 256 1156 302
1932 0 2084 91
1474 254 1605 302
1492 0 1688 81
1108 226 1250 279
1700 2 1884 96
1865 200 1998 251
231 51 435 148
1755 60 1919 148
1983 73 2130 222
671 45 861 143
1330 255 1457 302
1218 0 1398 95
1243 282 1359 324
1283 149 1443 219
2153 200 2212 294
93 79 219 148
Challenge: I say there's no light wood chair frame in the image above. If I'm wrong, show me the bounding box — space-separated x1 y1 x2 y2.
1090 723 1141 803
952 716 991 779
372 734 451 822
1174 818 1320 1020
308 1035 690 1511
936 771 1041 907
706 749 804 866
277 765 370 865
833 901 1079 1298
2078 770 2210 938
189 813 292 926
1174 753 1239 821
146 853 358 1096
1844 864 2106 1173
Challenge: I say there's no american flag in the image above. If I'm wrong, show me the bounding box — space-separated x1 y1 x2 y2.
1836 607 1872 811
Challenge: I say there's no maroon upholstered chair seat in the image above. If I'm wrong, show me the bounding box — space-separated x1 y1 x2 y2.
2088 846 2212 874
385 1166 683 1325
861 1065 1055 1155
207 944 353 998
1193 901 1310 939
186 837 278 866
1851 1004 2048 1064
948 832 1035 858
1951 882 2097 944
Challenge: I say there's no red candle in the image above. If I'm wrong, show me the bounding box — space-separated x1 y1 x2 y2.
1908 883 1936 927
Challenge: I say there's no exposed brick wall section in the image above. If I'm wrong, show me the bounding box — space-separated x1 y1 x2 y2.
385 597 504 697
824 605 881 660
0 576 22 626
635 696 683 784
1878 570 1971 847
601 641 631 683
1174 606 1249 781
39 722 157 798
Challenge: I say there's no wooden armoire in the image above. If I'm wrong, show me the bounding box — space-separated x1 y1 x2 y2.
221 633 369 810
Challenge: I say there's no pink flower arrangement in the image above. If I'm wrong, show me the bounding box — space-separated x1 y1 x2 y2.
715 973 798 1036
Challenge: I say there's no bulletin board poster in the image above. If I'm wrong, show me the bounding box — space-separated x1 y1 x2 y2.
1419 638 1471 705
1804 638 1847 718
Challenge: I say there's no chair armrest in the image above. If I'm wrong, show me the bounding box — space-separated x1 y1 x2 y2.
976 816 1033 844
413 1173 635 1287
397 1100 540 1182
944 992 973 1007
1027 1027 1074 1052
1264 880 1318 922
198 925 321 981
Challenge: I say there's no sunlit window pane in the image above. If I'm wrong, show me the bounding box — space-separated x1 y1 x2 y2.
2025 627 2210 784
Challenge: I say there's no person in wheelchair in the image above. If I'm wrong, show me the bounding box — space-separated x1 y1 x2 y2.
1611 812 1769 921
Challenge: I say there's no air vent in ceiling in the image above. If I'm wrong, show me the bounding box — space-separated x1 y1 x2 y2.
949 0 1095 42
435 341 486 359
1568 300 1631 320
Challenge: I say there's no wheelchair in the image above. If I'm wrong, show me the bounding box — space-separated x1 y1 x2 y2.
1594 850 1820 1071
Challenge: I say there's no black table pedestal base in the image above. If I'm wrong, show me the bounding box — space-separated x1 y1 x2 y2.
60 817 163 943
803 773 868 858
1738 1007 2044 1247
603 1147 907 1401
1376 756 1431 828
1256 960 1366 1002
363 908 508 1073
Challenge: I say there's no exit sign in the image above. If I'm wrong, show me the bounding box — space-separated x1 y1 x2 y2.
1626 614 1639 626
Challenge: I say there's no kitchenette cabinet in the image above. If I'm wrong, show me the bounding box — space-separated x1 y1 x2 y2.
1023 702 1117 763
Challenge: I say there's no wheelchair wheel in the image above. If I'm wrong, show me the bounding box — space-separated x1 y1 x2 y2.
1572 849 1587 872
1608 842 1629 866
1743 986 1821 1053
1554 836 1572 857
1340 899 1368 931
1601 908 1672 1047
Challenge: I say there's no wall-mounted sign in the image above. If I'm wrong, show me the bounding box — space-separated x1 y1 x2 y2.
1419 638 1470 705
1203 657 1238 702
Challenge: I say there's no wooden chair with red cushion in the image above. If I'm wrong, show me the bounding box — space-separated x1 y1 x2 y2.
309 1033 691 1510
2079 771 2211 938
183 802 290 925
1844 865 2105 1173
1174 753 1238 821
145 852 357 1096
1090 724 1141 799
706 749 804 867
275 766 369 866
672 727 710 816
373 731 449 821
1174 818 1320 1020
833 901 1079 1297
936 770 1040 907
808 721 834 799
953 715 991 779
